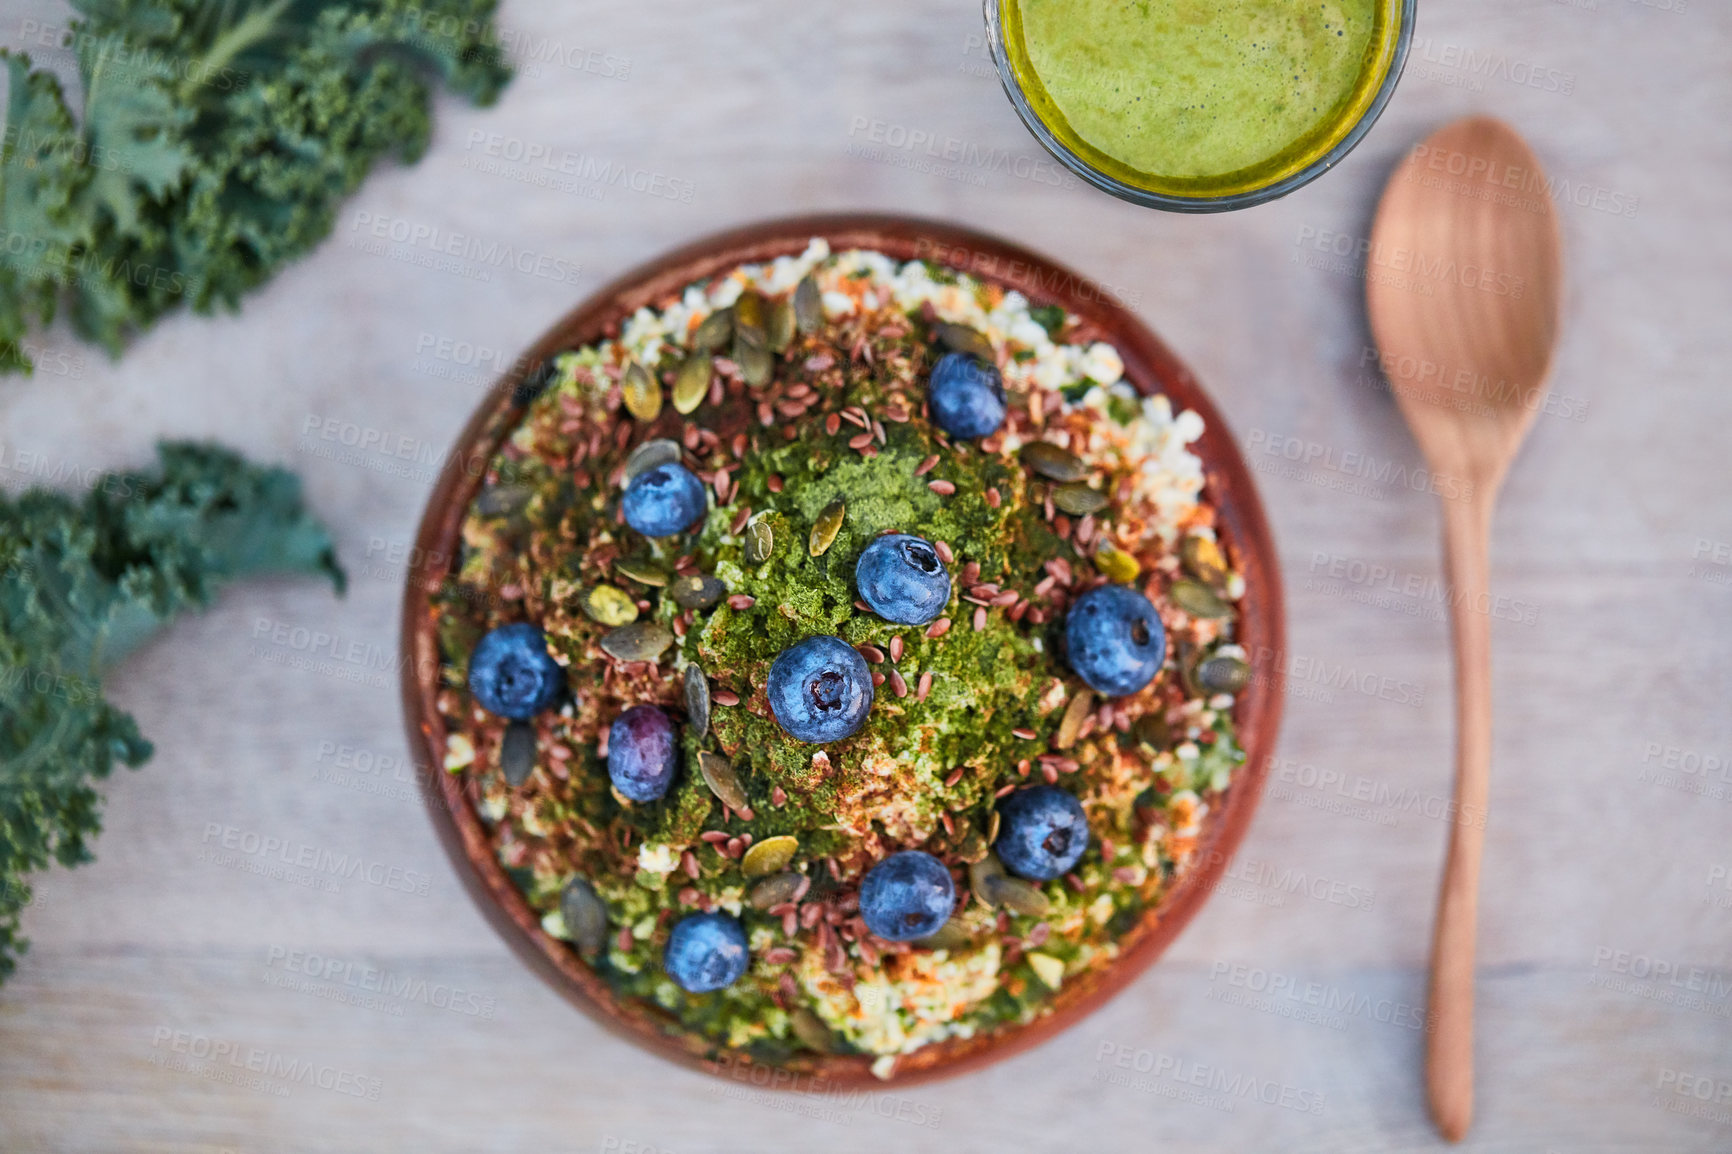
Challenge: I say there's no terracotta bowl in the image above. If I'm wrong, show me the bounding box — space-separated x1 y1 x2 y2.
400 214 1285 1088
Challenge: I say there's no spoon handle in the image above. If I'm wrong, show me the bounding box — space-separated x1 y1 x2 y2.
1427 490 1496 1142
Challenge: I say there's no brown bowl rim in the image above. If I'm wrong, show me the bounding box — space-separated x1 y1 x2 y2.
399 212 1285 1090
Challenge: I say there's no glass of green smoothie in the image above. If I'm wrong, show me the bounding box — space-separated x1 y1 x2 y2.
987 0 1416 211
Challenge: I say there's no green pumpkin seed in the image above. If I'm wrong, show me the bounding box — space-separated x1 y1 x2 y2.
1133 711 1170 754
732 290 767 347
1181 534 1229 589
914 917 974 951
968 855 1006 906
736 341 773 388
1052 482 1109 516
692 308 733 352
560 878 609 956
698 751 749 812
741 834 798 878
748 871 805 910
672 354 711 415
1196 653 1250 694
623 438 683 483
1170 579 1234 620
793 275 823 333
670 573 725 610
1055 688 1095 751
986 807 1000 847
684 663 710 739
581 584 639 627
1019 442 1087 483
954 824 990 864
1095 543 1141 584
500 721 535 787
622 361 662 422
745 519 774 565
767 297 796 353
475 483 532 516
933 322 995 363
791 1007 836 1053
599 622 673 663
613 560 669 587
985 874 1051 918
809 499 845 557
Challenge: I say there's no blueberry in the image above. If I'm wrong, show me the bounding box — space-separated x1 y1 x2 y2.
766 635 873 743
855 533 951 625
622 462 706 537
607 704 678 802
1064 584 1166 696
663 911 749 993
468 623 563 719
859 851 956 941
927 352 1005 440
995 786 1090 881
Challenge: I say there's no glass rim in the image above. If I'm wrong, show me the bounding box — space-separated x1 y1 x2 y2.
986 0 1418 213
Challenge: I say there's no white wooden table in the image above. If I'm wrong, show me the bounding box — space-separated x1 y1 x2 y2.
2 1 1728 1150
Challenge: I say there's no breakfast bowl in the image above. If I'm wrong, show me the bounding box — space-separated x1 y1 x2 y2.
400 215 1284 1087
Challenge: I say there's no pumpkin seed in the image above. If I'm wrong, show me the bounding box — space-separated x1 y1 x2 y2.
793 275 823 333
732 290 767 347
954 824 989 865
623 438 683 482
767 297 796 353
986 807 1001 847
698 751 749 812
684 663 711 739
692 307 733 352
748 871 805 910
1196 653 1250 694
809 499 845 557
1181 534 1230 589
670 573 725 610
745 519 774 565
736 340 773 388
1055 688 1095 750
790 1007 836 1054
1095 542 1141 584
581 584 639 627
741 834 798 878
500 721 535 787
1052 482 1109 516
622 360 662 422
968 855 1006 906
599 622 674 663
475 483 532 516
933 322 995 363
614 560 669 587
1019 442 1087 483
986 874 1051 918
1170 579 1234 620
560 878 609 956
914 918 974 951
1133 711 1170 753
672 354 711 415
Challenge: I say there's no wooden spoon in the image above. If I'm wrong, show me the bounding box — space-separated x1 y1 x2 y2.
1365 117 1563 1142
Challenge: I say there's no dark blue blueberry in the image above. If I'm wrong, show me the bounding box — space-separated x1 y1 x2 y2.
468 623 563 719
622 462 706 537
859 851 956 942
607 704 678 802
1064 584 1166 696
663 911 749 993
995 786 1090 881
927 352 1005 440
766 636 873 743
855 533 951 625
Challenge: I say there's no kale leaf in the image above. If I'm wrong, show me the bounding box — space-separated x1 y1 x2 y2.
0 0 511 373
0 441 344 979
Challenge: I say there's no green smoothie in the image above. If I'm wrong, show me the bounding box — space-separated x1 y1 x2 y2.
1001 0 1400 199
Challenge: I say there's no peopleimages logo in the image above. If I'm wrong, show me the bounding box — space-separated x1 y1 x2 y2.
200 824 432 897
149 1027 381 1100
264 946 496 1019
1093 1042 1327 1115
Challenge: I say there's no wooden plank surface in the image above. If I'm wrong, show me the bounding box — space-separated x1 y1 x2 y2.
1 0 1728 1149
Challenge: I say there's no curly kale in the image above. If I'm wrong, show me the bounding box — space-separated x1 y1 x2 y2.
0 441 344 979
0 0 511 372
